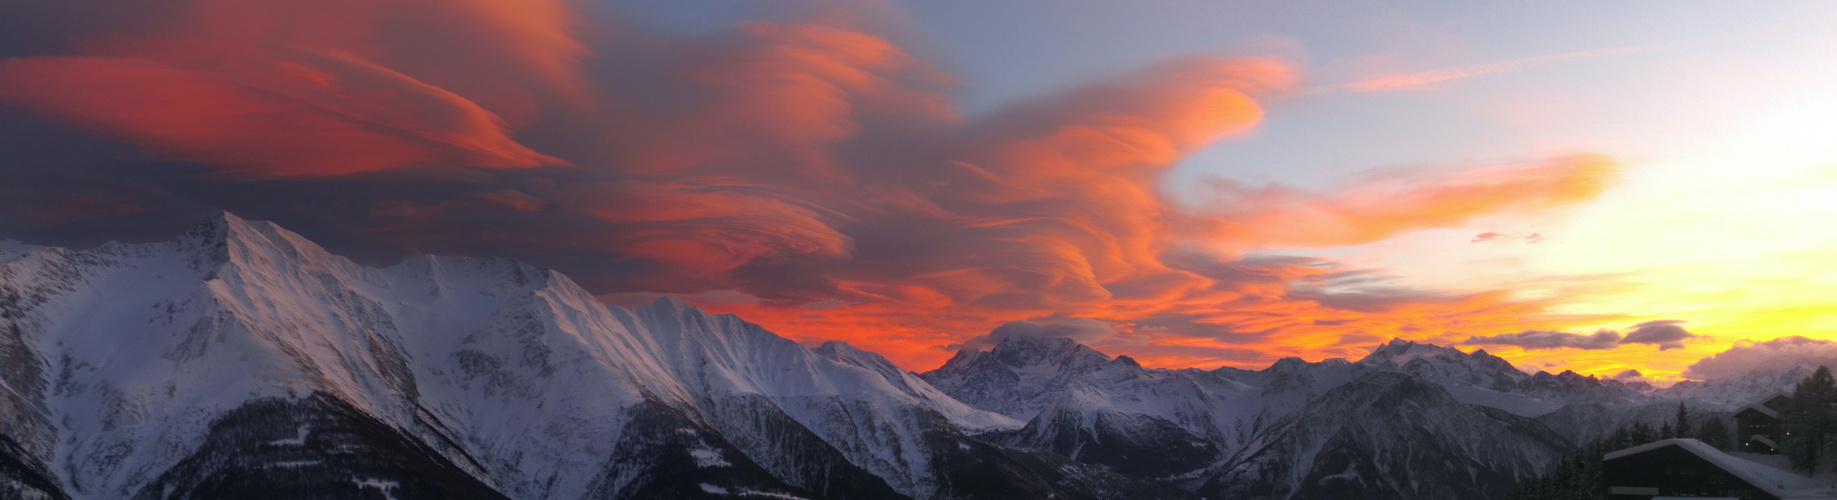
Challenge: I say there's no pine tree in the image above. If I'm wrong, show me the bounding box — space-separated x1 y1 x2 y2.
1660 421 1674 440
1699 417 1733 450
1673 402 1692 439
1630 422 1655 444
1785 365 1837 472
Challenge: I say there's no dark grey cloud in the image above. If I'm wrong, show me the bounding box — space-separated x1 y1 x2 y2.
1286 286 1461 313
1466 320 1694 351
1622 320 1692 350
1465 329 1623 350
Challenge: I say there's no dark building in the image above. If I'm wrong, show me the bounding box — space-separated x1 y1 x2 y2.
1603 438 1833 500
1737 393 1792 454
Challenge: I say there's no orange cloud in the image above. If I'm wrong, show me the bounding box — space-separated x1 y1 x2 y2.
371 29 1612 371
1324 44 1667 93
0 0 585 178
0 53 562 178
623 22 957 182
1202 154 1617 247
562 180 853 280
0 9 1633 373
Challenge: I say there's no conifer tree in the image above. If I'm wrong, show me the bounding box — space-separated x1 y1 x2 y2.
1673 402 1692 439
1630 422 1655 444
1699 417 1733 450
1785 366 1837 472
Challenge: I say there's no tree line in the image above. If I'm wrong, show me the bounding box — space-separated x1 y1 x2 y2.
1504 365 1835 499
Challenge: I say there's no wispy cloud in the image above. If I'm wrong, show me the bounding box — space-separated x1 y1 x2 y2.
1316 16 1835 94
1319 44 1669 93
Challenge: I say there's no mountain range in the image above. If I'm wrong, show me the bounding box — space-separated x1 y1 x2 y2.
0 214 1809 499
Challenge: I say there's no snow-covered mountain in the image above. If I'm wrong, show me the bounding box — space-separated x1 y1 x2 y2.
918 336 1711 496
0 214 1174 500
1194 373 1571 499
0 213 1811 499
1653 366 1810 410
921 336 1263 487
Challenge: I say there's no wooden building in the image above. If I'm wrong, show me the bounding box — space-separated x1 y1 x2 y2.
1737 393 1792 454
1603 438 1834 500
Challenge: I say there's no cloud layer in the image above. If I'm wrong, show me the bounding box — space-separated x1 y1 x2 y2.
1683 336 1837 380
0 1 1626 370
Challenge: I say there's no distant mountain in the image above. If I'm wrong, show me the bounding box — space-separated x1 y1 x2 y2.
1653 366 1810 410
922 336 1262 487
919 336 1618 493
919 335 1750 497
1194 373 1572 500
918 336 1121 421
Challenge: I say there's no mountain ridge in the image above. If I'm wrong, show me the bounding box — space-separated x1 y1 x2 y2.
0 213 1180 499
0 213 1799 499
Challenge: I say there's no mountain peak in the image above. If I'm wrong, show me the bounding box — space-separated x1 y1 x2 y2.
0 239 42 264
984 334 1113 370
182 211 258 242
1267 356 1311 372
644 295 692 312
177 211 337 267
816 339 859 353
1112 355 1141 368
989 333 1075 351
814 340 889 369
1360 338 1462 365
639 296 724 324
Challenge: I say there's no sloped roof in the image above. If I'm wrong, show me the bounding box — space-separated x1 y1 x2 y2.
1739 404 1781 418
1607 438 1834 499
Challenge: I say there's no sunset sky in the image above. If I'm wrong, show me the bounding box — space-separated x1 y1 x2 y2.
2 0 1834 381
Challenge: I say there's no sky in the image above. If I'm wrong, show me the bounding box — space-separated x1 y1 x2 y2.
1 0 1834 381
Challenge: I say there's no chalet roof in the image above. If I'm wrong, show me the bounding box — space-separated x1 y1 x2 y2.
1739 404 1781 418
1751 435 1780 449
1606 438 1834 499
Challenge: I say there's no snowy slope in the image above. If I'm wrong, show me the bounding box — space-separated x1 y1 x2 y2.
0 214 732 498
1196 373 1572 499
633 298 1011 499
812 341 1022 433
1357 339 1529 391
919 336 1117 421
922 336 1275 487
0 240 38 264
0 213 1187 500
922 335 1674 494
